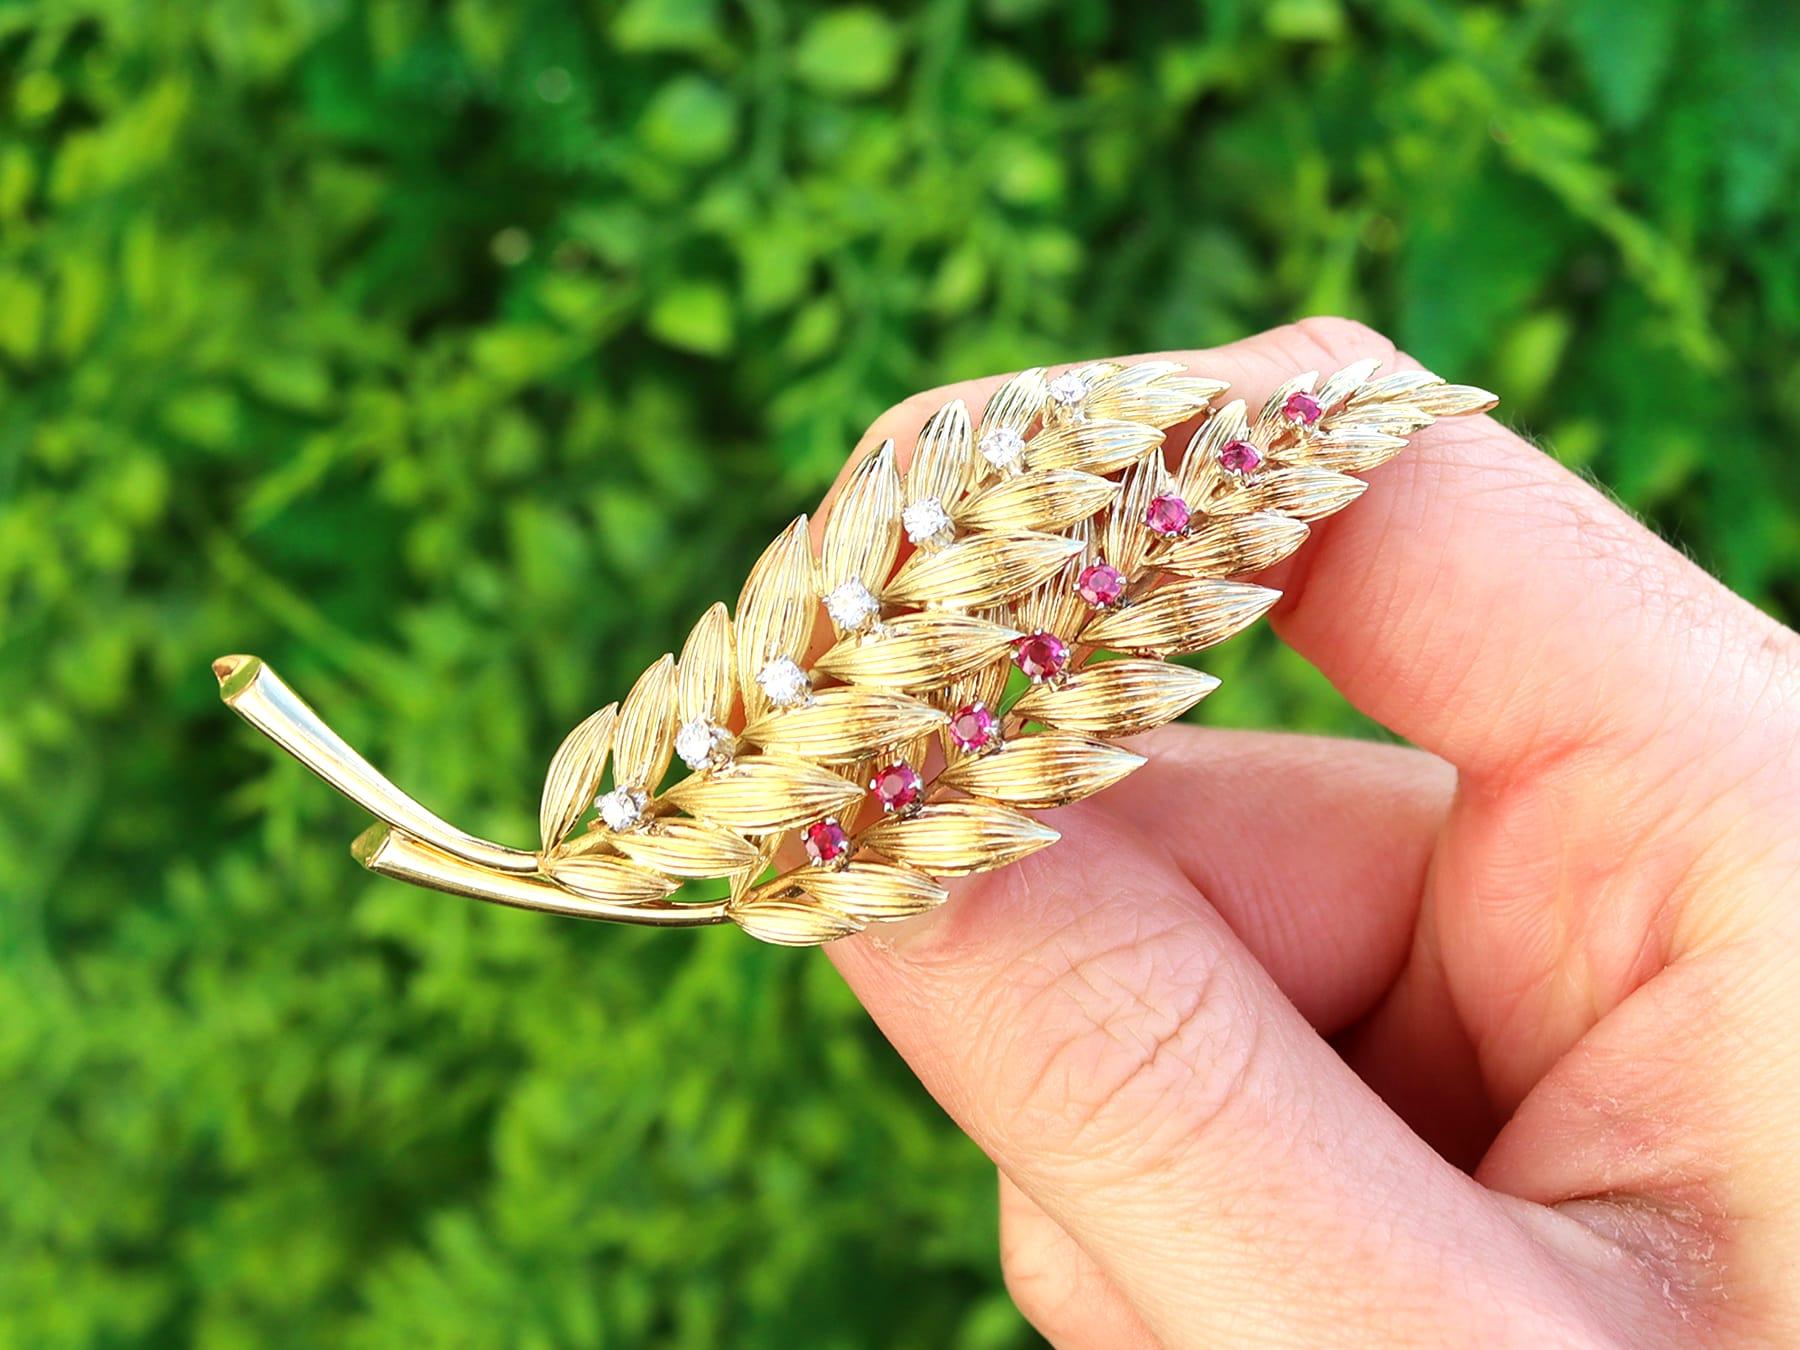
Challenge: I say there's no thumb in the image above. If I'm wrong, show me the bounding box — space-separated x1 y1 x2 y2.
826 800 1608 1344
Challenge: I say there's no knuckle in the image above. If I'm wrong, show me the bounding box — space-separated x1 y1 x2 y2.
983 908 1264 1177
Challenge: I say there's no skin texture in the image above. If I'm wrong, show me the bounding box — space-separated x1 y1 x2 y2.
812 319 1800 1347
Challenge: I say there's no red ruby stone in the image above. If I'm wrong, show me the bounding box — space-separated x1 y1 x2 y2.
1144 493 1191 537
1219 440 1263 477
1076 559 1126 607
871 761 923 813
1282 391 1322 425
803 817 849 865
1013 631 1070 682
949 701 1000 752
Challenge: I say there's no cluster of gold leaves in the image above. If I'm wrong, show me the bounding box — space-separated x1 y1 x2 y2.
532 358 1496 945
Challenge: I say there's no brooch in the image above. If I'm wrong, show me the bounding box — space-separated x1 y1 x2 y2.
217 357 1494 944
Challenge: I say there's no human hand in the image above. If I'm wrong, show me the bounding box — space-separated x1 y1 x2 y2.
819 319 1800 1346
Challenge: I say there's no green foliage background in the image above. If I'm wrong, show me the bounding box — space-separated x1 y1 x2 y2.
2 0 1797 1344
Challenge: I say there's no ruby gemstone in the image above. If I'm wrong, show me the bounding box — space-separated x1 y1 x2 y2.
1076 559 1125 607
1282 391 1322 425
949 701 1000 752
1013 631 1070 682
1144 493 1191 537
803 817 850 866
871 761 923 813
1219 440 1263 477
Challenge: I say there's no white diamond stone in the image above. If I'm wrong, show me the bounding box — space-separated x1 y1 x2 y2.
902 497 953 546
824 579 881 630
979 426 1026 472
596 786 646 832
675 717 733 772
756 656 811 707
1047 371 1089 417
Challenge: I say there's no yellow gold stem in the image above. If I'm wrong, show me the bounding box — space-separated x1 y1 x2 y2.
213 654 539 874
354 826 727 926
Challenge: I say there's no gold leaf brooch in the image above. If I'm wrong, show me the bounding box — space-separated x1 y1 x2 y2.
216 358 1495 945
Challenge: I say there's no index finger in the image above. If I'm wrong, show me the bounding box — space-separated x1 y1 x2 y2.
823 316 1783 795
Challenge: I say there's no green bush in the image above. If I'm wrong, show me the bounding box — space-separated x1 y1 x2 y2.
2 1 1796 1344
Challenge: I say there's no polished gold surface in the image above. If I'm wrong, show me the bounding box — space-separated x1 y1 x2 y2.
216 656 538 874
218 357 1497 944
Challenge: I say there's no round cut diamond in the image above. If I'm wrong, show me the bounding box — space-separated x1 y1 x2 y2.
902 497 954 547
1076 559 1126 607
675 717 733 772
1282 391 1322 425
871 761 923 814
949 701 1001 753
1219 440 1263 478
825 579 881 631
596 786 647 832
803 817 850 867
979 425 1027 472
1047 371 1089 418
756 656 811 707
1013 631 1070 682
1144 493 1192 537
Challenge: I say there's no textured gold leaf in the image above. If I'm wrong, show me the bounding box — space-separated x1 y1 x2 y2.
907 399 973 507
979 368 1047 439
820 439 902 603
1355 370 1444 404
1012 660 1221 734
1087 360 1226 427
1103 449 1164 577
607 818 762 878
1411 383 1498 417
1012 519 1091 643
1081 579 1280 655
663 754 862 833
741 685 946 763
676 602 736 724
729 836 780 903
736 516 816 720
862 801 1058 875
1027 418 1165 476
544 854 679 903
1324 403 1432 436
1175 399 1249 503
939 733 1146 809
885 530 1082 610
1314 357 1382 414
612 654 676 789
1207 467 1368 521
1158 513 1310 579
817 612 1022 689
1252 371 1319 444
538 703 616 851
1294 428 1411 473
955 470 1117 534
729 888 864 946
795 862 948 920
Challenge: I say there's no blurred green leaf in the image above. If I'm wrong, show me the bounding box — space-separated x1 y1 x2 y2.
613 0 722 55
646 281 734 355
1560 0 1678 129
638 75 740 166
794 9 904 95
